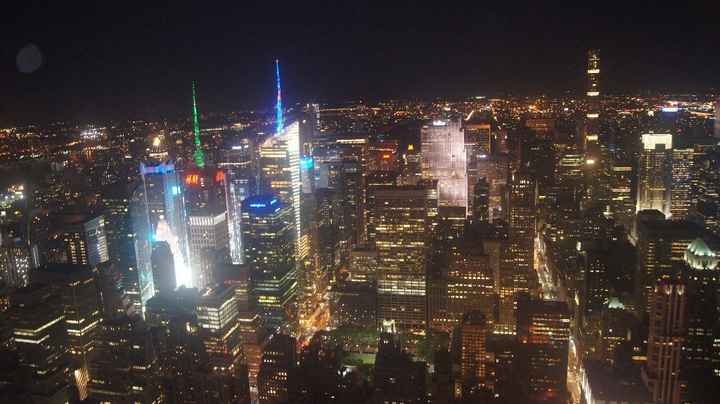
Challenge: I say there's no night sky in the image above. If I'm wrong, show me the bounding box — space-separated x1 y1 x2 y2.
0 2 717 124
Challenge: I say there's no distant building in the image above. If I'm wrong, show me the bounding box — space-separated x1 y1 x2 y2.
670 147 694 220
196 285 242 374
0 239 30 287
637 133 673 217
471 177 490 222
421 119 467 209
373 334 427 403
220 138 257 265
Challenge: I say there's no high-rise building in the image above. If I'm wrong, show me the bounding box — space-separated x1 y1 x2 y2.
188 211 228 289
0 239 30 287
84 215 109 267
259 122 303 260
151 241 176 295
458 311 488 391
608 159 635 229
368 181 438 333
448 241 495 327
499 171 536 330
584 49 601 152
635 217 700 316
421 119 467 210
517 297 571 401
196 285 242 374
131 161 191 311
258 334 296 404
641 279 686 404
6 285 71 403
670 147 694 220
87 316 161 403
682 238 720 376
220 138 257 265
637 133 673 217
241 195 296 328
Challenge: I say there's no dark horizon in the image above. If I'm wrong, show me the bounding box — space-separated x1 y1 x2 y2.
1 2 718 125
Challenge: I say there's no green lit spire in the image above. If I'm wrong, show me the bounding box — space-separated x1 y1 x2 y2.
192 81 205 168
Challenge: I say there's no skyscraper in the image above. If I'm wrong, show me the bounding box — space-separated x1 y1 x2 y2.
499 170 536 329
459 311 488 392
131 161 191 311
471 177 490 222
670 147 694 220
196 285 242 374
258 334 296 404
0 239 30 287
637 133 673 217
584 49 601 158
642 279 686 404
221 138 257 265
421 119 468 210
241 195 296 328
259 122 302 259
714 98 720 139
368 181 438 333
84 215 109 267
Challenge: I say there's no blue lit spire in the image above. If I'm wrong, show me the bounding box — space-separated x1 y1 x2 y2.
275 59 284 134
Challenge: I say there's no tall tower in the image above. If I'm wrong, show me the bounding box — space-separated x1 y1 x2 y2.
420 119 468 210
637 133 673 217
275 59 284 134
192 81 206 168
584 49 600 153
642 279 686 404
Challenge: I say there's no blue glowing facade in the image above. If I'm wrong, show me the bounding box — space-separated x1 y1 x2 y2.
275 59 284 134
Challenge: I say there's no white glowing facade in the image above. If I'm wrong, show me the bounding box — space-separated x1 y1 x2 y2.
132 162 192 312
637 134 673 217
260 122 303 258
421 119 468 210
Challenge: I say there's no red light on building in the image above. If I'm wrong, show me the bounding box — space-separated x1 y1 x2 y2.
382 154 391 160
215 170 225 183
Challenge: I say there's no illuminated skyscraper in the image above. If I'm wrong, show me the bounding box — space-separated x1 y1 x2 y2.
642 279 686 404
258 334 296 404
584 49 600 153
241 195 296 328
471 177 490 222
84 215 109 267
221 138 257 265
196 285 242 373
421 119 468 210
499 170 536 330
637 133 673 217
131 161 191 312
368 181 438 333
259 122 303 259
608 159 635 229
670 147 693 220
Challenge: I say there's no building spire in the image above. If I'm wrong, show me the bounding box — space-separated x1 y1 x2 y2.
275 59 284 134
192 81 205 168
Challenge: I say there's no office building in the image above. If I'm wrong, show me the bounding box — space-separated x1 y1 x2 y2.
373 334 427 403
220 138 257 265
499 171 536 329
608 159 635 229
458 311 488 391
421 119 467 209
196 285 242 374
258 334 296 404
517 297 571 401
188 211 229 290
7 285 71 403
0 239 31 287
241 195 296 328
641 279 686 404
637 134 673 217
368 181 438 333
448 241 495 327
670 147 694 220
151 241 176 295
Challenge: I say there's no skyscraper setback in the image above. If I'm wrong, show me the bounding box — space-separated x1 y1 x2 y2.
637 133 673 217
421 119 468 210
